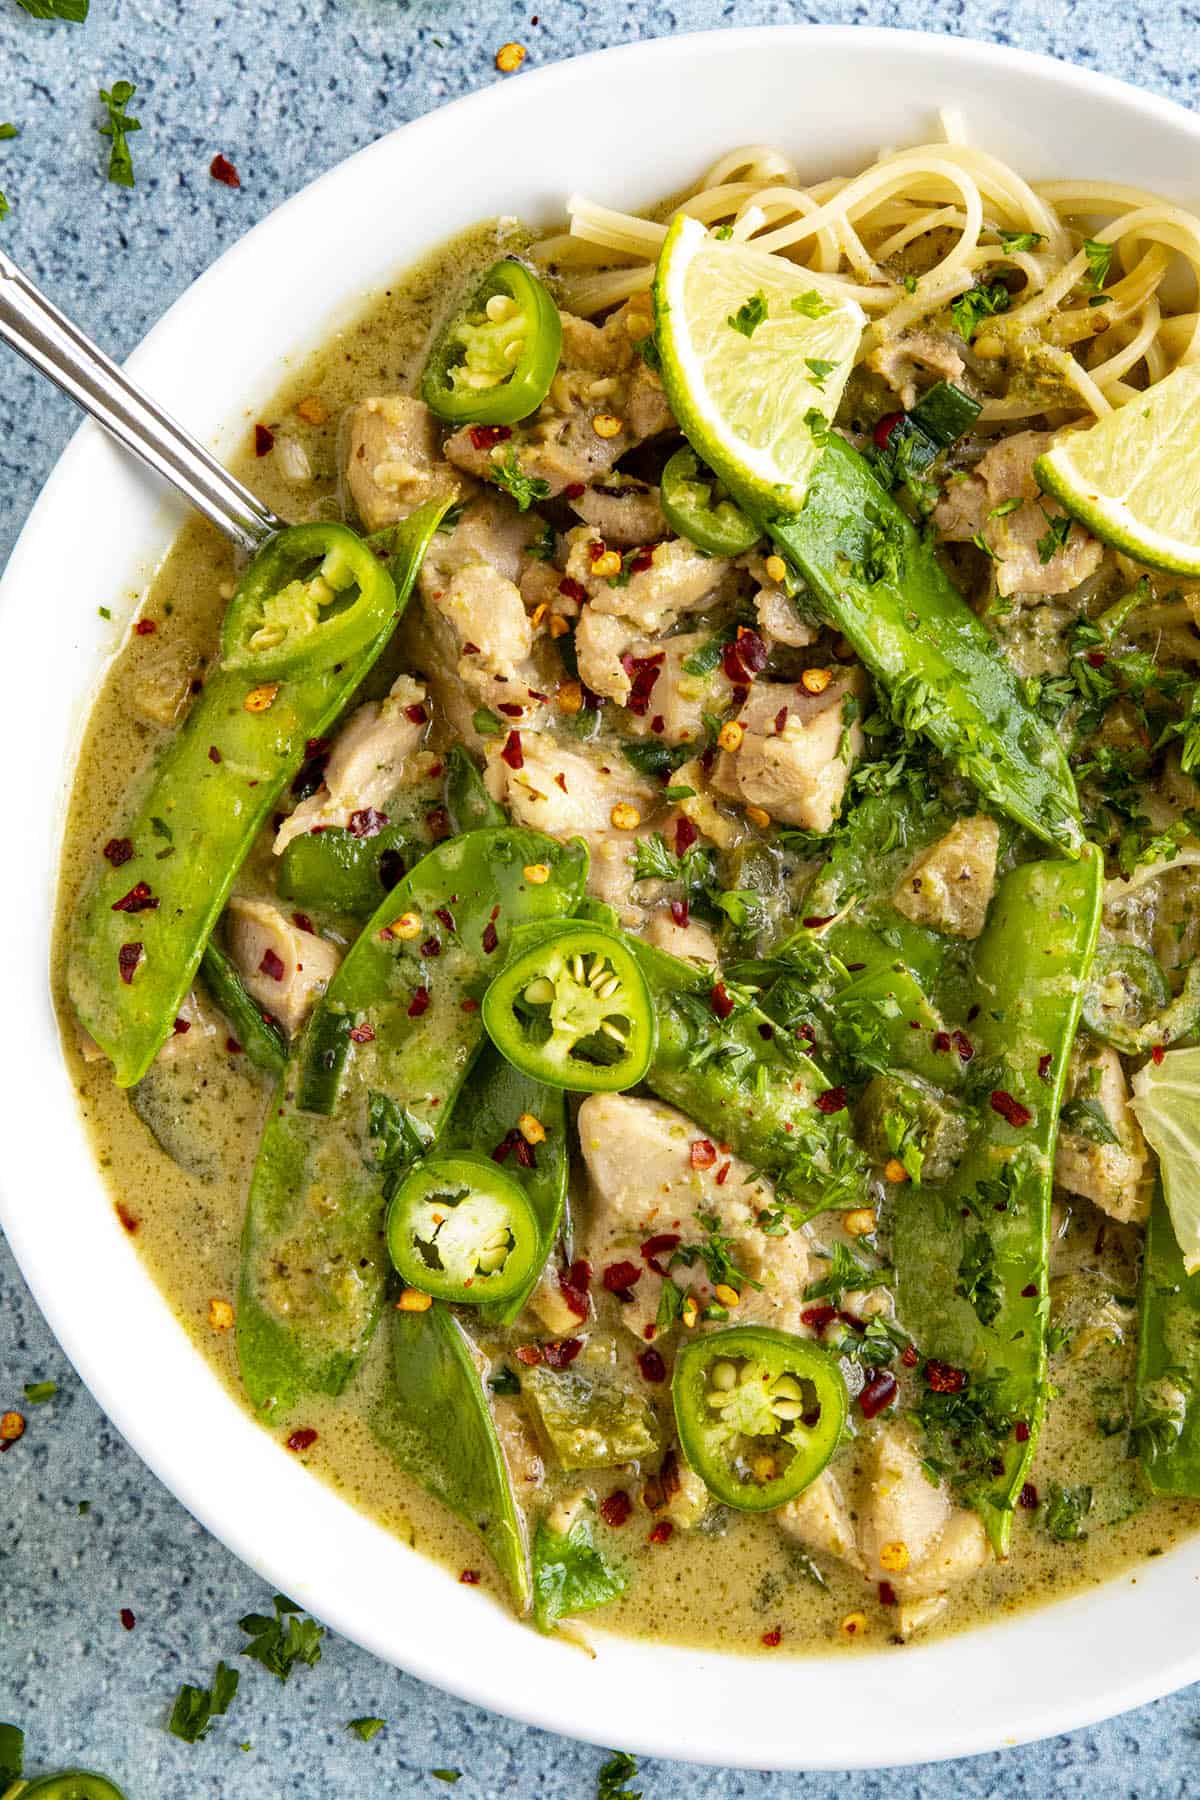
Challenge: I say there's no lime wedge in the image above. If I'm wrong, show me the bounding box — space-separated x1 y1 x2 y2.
1131 1046 1200 1272
1034 364 1200 576
653 215 866 513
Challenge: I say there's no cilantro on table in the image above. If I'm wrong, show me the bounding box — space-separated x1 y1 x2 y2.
0 125 17 140
347 1716 385 1741
99 79 140 188
167 1660 240 1743
598 1750 643 1800
238 1593 324 1680
23 1380 56 1404
14 0 89 17
432 1773 463 1785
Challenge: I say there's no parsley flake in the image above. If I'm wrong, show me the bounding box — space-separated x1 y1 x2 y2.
167 1660 239 1744
728 291 768 338
490 447 550 512
1083 238 1114 292
238 1594 324 1682
598 1750 642 1800
997 229 1044 253
15 0 89 17
1036 508 1072 565
804 357 837 390
99 79 140 188
949 280 1010 341
347 1717 385 1742
23 1380 56 1405
791 289 832 318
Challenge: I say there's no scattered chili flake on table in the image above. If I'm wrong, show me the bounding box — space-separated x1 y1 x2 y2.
210 152 240 187
120 1607 136 1631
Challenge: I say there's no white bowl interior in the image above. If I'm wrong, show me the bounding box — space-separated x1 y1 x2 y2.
3 26 1200 1771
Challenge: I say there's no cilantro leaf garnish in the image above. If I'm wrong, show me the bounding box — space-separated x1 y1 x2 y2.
1083 237 1114 292
598 1750 643 1800
804 356 837 390
727 291 767 338
955 1230 1003 1327
167 1660 240 1743
997 229 1044 253
15 0 89 17
490 446 550 512
1035 507 1072 565
99 79 140 188
238 1593 324 1682
347 1717 385 1741
791 289 832 318
23 1380 56 1404
949 280 1010 340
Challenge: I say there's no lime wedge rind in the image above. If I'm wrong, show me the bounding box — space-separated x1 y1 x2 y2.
654 215 866 513
1132 1046 1200 1273
1034 363 1200 578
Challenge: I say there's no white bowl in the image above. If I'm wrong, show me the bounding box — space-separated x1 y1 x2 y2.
4 24 1199 1772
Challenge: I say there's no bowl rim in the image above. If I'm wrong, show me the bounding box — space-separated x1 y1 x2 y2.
5 23 1200 1772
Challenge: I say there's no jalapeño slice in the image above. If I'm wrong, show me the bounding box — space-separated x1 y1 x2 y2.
659 445 760 557
482 924 655 1092
22 1776 129 1800
386 1152 541 1307
672 1325 847 1511
422 259 562 427
221 521 397 679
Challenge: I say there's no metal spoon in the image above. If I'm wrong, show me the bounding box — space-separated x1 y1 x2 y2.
0 246 285 555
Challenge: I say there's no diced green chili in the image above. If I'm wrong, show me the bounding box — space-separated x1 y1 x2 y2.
422 259 562 426
1135 1181 1200 1494
386 1152 541 1307
893 853 1102 1554
68 502 446 1088
659 445 760 556
673 1326 847 1510
372 1301 530 1608
236 828 587 1415
199 941 287 1075
221 523 397 678
483 923 655 1093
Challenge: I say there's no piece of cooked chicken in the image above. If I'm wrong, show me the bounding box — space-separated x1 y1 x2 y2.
1055 1042 1150 1223
891 815 1001 940
273 674 428 853
225 899 341 1036
344 394 470 532
710 669 866 833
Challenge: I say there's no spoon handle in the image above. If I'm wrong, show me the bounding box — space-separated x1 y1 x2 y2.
0 248 285 556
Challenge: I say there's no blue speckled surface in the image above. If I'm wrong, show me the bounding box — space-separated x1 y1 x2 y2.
2 3 1199 1794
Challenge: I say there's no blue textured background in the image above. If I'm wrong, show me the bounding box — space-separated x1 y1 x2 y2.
1 3 1197 1794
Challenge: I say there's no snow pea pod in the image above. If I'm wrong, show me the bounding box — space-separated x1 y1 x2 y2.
276 819 417 917
372 1301 531 1609
444 744 507 834
199 941 287 1076
766 436 1084 856
892 852 1102 1554
68 501 447 1088
1135 1182 1200 1495
631 939 869 1218
236 827 586 1415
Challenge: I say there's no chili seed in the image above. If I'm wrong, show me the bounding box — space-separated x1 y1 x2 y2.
523 863 550 885
592 413 623 439
244 683 279 713
801 667 833 695
717 720 745 753
878 1540 910 1572
745 804 771 829
207 1298 235 1331
713 1282 740 1309
843 1207 877 1235
556 679 583 714
840 1612 868 1638
518 1112 546 1145
397 1288 433 1313
610 802 641 831
392 911 423 940
883 1158 910 1184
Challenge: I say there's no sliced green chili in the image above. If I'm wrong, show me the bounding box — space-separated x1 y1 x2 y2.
660 445 760 556
673 1326 847 1510
422 259 562 426
483 923 655 1093
386 1152 541 1306
221 522 397 678
237 828 586 1415
22 1777 129 1800
1083 942 1200 1053
68 501 446 1088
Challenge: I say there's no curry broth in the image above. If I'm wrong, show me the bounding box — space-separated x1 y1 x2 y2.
50 222 1199 1658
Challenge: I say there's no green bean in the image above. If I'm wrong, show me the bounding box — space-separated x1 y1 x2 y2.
236 827 587 1416
892 852 1102 1554
68 502 447 1087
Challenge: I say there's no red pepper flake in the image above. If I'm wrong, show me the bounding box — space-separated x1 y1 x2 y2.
735 626 768 672
878 1580 898 1607
643 1324 657 1341
469 423 512 450
286 1428 318 1452
558 1258 591 1318
1086 649 1107 668
259 946 286 982
761 1627 783 1648
564 481 586 500
402 701 428 726
134 618 157 636
599 1489 633 1528
874 410 904 449
292 912 315 935
802 914 833 929
952 1029 975 1062
801 1303 837 1330
901 1343 919 1368
690 1138 717 1170
496 702 524 719
543 1337 583 1370
624 651 665 717
207 744 222 764
586 538 608 563
482 920 499 955
638 1348 667 1384
648 1520 674 1545
460 998 479 1013
641 1233 680 1277
173 1017 191 1035
1152 1043 1166 1065
859 1369 897 1418
715 1161 731 1186
558 575 587 603
925 1359 966 1394
990 1089 1031 1128
115 1202 139 1234
210 152 241 186
501 730 524 771
349 1021 375 1044
103 837 134 867
673 813 698 858
815 1085 847 1114
932 1030 952 1054
757 1022 774 1041
254 423 275 456
515 1344 543 1366
669 898 690 929
111 881 159 914
1019 1482 1039 1509
117 942 143 985
426 805 452 842
407 986 430 1018
1038 1053 1053 1081
459 1569 482 1585
348 807 388 840
119 1607 136 1631
1020 1282 1038 1299
602 1260 642 1295
710 981 735 1021
226 1037 244 1056
420 936 441 959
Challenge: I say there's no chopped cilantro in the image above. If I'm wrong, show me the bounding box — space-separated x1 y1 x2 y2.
949 280 1010 340
23 1380 56 1405
902 273 918 294
727 291 768 338
598 1750 642 1800
532 1513 628 1632
804 356 837 390
488 1366 521 1396
956 1231 1003 1327
347 1717 385 1741
99 79 140 189
1083 237 1114 291
803 1240 881 1305
663 783 696 802
1044 1481 1093 1542
670 1210 764 1297
0 192 8 221
525 519 555 561
0 1722 23 1786
97 604 112 619
1035 508 1072 565
997 229 1044 252
167 1660 239 1743
238 1594 324 1682
791 289 832 318
0 124 17 140
490 447 550 511
432 1772 463 1784
1060 1097 1119 1146
988 495 1023 519
472 707 503 737
15 0 89 16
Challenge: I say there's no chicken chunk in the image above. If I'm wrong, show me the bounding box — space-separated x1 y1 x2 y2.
225 899 341 1036
569 477 666 547
576 1093 810 1338
891 815 1000 939
777 1469 862 1569
755 582 817 649
934 430 1103 598
710 669 866 832
565 530 729 634
641 906 719 964
419 492 543 594
273 674 427 853
433 563 533 684
344 394 469 532
867 328 965 410
858 1421 952 1578
577 620 733 744
1055 1042 1150 1223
